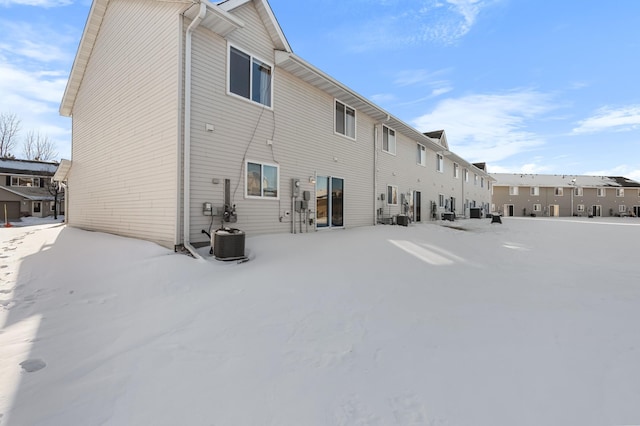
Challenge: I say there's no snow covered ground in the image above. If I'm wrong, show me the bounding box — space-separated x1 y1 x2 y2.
1 217 639 426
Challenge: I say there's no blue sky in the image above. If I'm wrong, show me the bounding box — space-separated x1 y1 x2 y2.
1 0 640 179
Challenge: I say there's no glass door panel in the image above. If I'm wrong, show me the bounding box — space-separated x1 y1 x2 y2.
316 176 329 228
331 177 344 227
316 176 344 228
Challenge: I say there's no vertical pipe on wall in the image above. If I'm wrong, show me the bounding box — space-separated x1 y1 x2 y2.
182 2 207 260
373 125 378 225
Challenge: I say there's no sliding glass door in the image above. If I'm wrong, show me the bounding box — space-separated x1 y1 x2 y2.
316 176 344 228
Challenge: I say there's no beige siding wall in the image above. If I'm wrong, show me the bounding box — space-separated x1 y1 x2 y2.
68 0 182 248
492 186 640 217
375 133 492 222
187 3 375 244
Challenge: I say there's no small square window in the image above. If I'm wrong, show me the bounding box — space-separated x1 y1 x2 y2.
533 203 541 212
555 187 563 196
597 188 606 197
246 161 279 198
530 186 539 196
509 186 519 195
616 188 625 197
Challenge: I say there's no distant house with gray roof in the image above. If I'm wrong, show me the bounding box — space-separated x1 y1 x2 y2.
0 158 63 220
490 173 640 217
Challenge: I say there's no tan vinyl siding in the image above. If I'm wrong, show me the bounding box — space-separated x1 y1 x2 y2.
68 0 182 248
187 4 374 243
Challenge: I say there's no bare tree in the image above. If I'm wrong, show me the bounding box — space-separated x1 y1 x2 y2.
0 112 21 158
22 130 58 161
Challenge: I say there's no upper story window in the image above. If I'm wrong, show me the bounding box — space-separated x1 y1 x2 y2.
417 143 426 166
616 188 625 197
574 187 583 196
597 188 606 197
555 187 564 196
464 169 469 182
530 186 539 196
436 154 444 172
382 125 396 154
228 45 272 107
480 177 484 188
509 186 519 195
474 174 478 185
11 176 41 187
453 163 459 178
246 160 279 199
335 100 356 139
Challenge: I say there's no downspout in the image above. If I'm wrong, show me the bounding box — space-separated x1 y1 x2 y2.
373 125 378 225
183 2 207 260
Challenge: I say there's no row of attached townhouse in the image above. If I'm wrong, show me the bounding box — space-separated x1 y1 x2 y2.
0 158 64 220
58 0 493 252
490 173 640 217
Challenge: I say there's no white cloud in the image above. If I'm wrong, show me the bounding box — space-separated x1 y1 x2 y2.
413 90 555 163
339 0 496 51
370 93 398 105
573 105 640 134
584 165 640 181
489 163 552 174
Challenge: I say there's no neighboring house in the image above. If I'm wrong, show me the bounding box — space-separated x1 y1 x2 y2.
59 0 493 252
491 173 640 217
0 158 63 220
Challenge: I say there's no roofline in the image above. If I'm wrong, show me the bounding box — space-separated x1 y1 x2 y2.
0 186 55 201
60 0 109 117
275 51 493 180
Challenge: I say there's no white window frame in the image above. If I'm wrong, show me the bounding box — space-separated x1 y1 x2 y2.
227 44 273 108
438 193 445 208
533 203 541 212
555 187 564 196
509 186 519 196
436 154 444 173
597 188 606 197
480 177 484 188
32 201 42 214
464 169 469 182
11 176 40 187
530 186 539 196
417 143 426 166
387 185 398 205
619 204 627 213
453 163 459 178
616 188 625 197
577 204 585 212
335 100 356 140
474 174 478 185
574 187 583 196
245 160 279 199
382 125 396 154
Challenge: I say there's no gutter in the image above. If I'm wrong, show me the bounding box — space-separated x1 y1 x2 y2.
182 2 207 261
